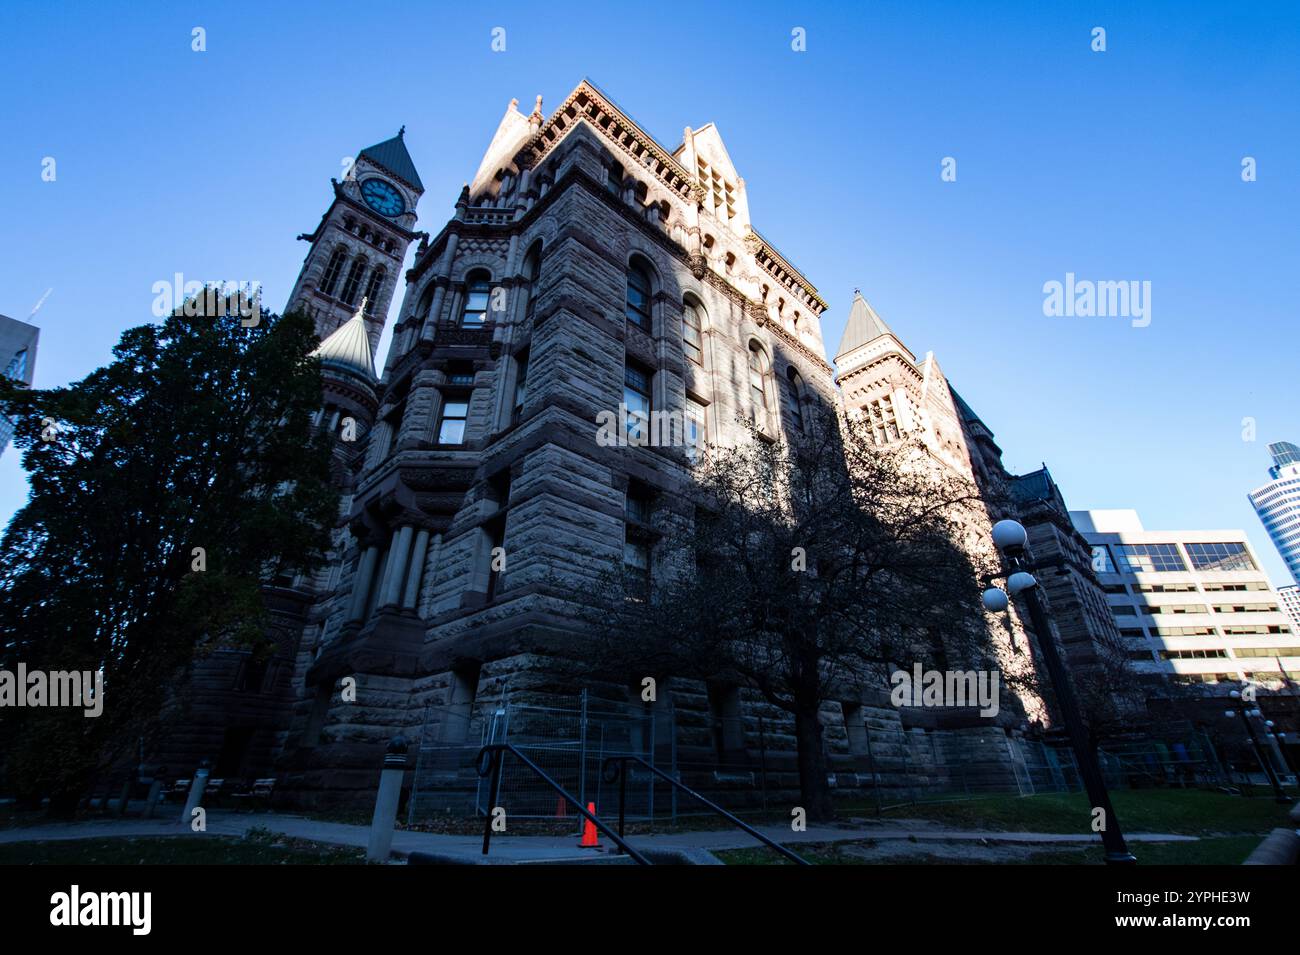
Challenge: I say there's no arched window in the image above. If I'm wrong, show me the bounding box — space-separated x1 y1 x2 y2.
363 267 386 307
748 342 770 420
682 297 704 366
522 242 542 320
626 261 652 330
461 270 491 327
340 255 368 305
786 367 807 434
320 246 348 298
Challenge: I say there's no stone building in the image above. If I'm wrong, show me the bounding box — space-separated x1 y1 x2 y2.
278 81 854 805
160 81 1091 806
831 292 1050 755
831 288 1133 737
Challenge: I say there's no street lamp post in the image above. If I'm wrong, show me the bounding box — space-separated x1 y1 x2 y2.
984 519 1137 865
1224 692 1289 803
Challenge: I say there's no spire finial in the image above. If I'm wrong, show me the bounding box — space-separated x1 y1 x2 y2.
398 125 405 137
356 296 369 318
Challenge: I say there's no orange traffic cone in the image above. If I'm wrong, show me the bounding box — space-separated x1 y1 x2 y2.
578 802 600 848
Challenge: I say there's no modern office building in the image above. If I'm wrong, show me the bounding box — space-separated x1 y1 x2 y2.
1279 585 1300 634
1071 509 1298 691
0 314 40 458
1249 441 1300 587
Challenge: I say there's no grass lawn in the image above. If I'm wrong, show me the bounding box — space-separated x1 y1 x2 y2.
0 830 366 865
865 788 1294 836
716 834 1264 866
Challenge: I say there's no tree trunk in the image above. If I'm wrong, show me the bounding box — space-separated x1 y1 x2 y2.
793 706 834 822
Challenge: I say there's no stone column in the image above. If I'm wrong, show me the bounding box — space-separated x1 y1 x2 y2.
347 545 381 622
419 284 448 343
401 529 431 610
380 526 414 608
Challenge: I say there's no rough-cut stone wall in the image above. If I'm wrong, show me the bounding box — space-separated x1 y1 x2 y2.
152 84 1058 810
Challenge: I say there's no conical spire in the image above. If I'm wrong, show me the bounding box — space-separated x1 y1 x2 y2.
312 298 375 381
359 130 424 192
834 289 896 361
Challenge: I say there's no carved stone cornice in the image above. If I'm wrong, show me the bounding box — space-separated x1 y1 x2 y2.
747 230 828 314
514 80 696 204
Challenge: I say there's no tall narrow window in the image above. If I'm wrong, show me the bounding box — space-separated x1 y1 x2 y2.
685 397 708 464
748 343 769 420
786 367 806 435
623 361 652 442
362 266 386 306
461 270 491 327
437 397 470 445
522 243 542 320
626 263 652 330
683 299 704 365
340 256 368 305
512 351 529 424
320 246 348 298
624 485 652 596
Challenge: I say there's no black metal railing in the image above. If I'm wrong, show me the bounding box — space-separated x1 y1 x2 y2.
601 755 810 865
475 744 651 864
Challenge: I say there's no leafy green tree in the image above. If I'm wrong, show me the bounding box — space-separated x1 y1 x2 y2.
0 304 336 813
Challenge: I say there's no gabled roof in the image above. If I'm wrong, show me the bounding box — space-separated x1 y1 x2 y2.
312 299 375 382
359 129 424 192
835 290 896 360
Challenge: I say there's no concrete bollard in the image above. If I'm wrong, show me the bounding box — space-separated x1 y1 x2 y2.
143 771 166 819
116 779 133 817
366 734 409 863
180 762 210 826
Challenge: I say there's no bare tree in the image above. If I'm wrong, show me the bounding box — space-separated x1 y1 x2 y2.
584 410 1021 821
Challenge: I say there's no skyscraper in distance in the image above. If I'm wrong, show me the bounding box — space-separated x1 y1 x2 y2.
0 313 40 459
1249 442 1300 586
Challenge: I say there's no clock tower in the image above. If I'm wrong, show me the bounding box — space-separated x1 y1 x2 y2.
286 129 425 352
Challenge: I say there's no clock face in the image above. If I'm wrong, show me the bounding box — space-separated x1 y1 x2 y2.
360 177 405 217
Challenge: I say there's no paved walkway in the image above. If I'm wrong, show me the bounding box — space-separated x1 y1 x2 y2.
0 812 1198 863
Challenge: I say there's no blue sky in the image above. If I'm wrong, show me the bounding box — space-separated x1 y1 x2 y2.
1 0 1297 584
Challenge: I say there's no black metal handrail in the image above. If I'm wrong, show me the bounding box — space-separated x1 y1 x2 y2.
601 755 810 865
474 744 651 865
